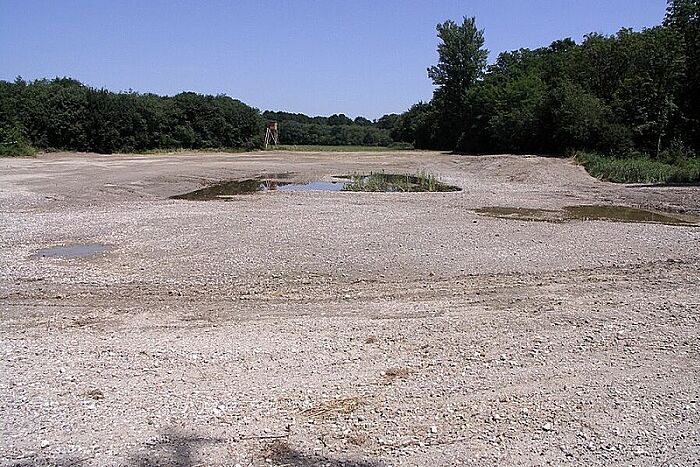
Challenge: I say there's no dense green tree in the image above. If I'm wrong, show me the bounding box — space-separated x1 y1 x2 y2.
428 16 489 149
665 0 700 149
0 78 264 153
401 11 697 160
611 26 686 155
544 81 618 153
390 103 436 149
327 113 353 126
487 72 547 152
375 113 400 130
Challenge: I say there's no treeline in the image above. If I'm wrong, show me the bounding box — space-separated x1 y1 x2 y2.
0 78 404 154
0 78 263 154
2 0 697 169
389 0 699 164
261 111 395 147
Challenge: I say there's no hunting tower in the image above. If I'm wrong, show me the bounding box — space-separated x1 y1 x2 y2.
264 121 279 149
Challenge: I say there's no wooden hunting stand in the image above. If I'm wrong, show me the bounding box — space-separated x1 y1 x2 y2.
264 121 279 149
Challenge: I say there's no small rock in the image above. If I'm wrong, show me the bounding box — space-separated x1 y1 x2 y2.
430 425 438 434
543 423 553 432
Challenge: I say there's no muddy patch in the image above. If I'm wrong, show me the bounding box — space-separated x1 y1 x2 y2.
171 177 347 199
170 178 284 199
563 205 695 225
476 205 697 226
171 173 461 200
33 243 112 259
474 207 562 222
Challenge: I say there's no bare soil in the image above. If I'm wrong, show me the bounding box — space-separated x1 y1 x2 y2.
1 150 699 466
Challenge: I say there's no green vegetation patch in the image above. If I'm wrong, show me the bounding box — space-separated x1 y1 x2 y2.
0 125 36 157
342 172 461 192
575 152 700 184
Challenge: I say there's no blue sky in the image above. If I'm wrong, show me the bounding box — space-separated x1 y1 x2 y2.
0 0 667 119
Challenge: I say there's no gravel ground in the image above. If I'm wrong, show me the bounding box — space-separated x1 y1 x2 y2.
1 150 699 466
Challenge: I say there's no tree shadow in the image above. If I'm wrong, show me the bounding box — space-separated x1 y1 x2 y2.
127 431 225 467
8 432 223 467
9 432 382 467
9 457 93 467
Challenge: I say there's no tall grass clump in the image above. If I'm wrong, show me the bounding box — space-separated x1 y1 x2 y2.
575 152 700 184
342 171 458 192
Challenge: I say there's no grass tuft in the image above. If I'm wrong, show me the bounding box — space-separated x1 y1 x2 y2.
342 171 458 192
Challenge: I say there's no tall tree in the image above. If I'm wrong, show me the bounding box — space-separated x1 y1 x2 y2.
428 16 488 149
665 0 700 150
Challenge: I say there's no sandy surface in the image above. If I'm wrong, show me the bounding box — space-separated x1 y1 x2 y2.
1 150 699 466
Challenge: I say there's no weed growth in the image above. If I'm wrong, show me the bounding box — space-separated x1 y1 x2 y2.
575 152 700 184
342 171 458 192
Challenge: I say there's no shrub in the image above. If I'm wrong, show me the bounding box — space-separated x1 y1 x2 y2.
0 125 36 156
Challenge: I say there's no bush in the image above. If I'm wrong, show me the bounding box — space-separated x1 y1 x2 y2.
0 125 36 156
659 138 695 163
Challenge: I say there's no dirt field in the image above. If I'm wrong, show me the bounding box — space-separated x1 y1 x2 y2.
1 150 699 466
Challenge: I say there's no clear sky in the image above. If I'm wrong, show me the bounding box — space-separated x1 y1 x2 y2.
0 0 667 119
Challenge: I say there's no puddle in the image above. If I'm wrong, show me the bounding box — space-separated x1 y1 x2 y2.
562 205 696 225
277 180 346 192
171 179 289 200
33 243 112 259
476 205 696 226
171 173 461 200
